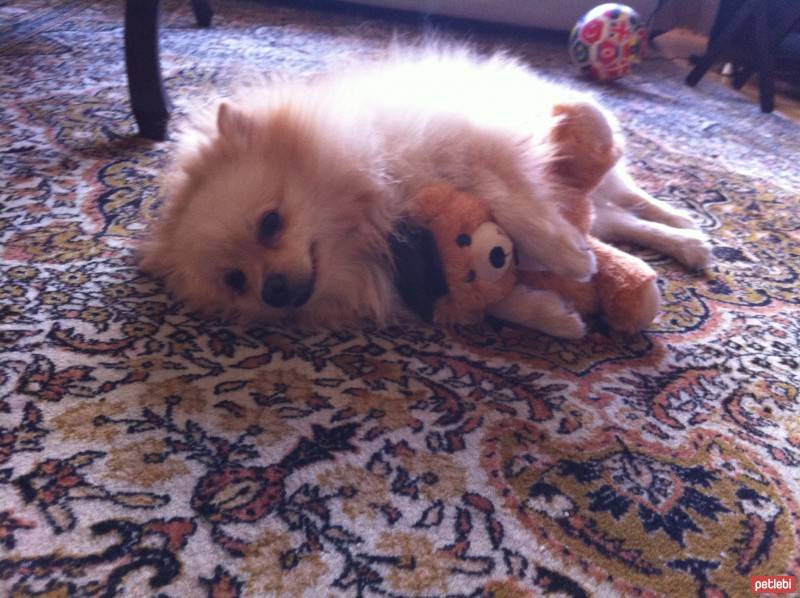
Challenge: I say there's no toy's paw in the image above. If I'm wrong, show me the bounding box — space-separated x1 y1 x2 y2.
673 229 713 271
605 277 661 333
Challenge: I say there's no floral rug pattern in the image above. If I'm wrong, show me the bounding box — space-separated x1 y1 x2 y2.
1 1 799 596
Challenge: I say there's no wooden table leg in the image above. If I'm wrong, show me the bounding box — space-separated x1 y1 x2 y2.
685 0 760 87
190 0 213 27
125 0 169 140
731 63 753 89
754 2 774 112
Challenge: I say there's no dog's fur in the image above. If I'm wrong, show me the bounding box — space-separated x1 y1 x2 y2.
140 45 712 337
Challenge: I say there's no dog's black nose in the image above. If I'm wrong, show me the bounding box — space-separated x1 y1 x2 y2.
489 246 506 269
262 274 291 308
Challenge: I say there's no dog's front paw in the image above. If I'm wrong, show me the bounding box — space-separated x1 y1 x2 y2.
674 230 713 271
490 287 587 339
517 224 598 282
547 226 598 282
529 290 587 339
656 209 700 231
556 242 598 283
541 309 587 340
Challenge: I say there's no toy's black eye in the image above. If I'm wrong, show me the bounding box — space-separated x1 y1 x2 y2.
465 270 476 282
224 269 246 293
489 246 506 268
456 233 471 247
259 211 282 242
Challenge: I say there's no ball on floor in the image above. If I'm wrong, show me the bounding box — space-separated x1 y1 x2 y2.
569 3 647 82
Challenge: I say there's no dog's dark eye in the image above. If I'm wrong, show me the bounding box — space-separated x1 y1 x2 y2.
259 210 282 242
224 269 247 293
456 233 471 247
465 270 476 282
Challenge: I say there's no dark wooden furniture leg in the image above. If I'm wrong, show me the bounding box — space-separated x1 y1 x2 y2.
125 0 169 140
754 2 774 112
190 0 213 27
732 5 800 91
731 63 753 89
685 0 760 86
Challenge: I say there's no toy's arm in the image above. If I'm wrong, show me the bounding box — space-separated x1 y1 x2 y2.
487 284 586 339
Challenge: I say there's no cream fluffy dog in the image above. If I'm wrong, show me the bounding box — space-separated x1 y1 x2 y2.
141 46 711 338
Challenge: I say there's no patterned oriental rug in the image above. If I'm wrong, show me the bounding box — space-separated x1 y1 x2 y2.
2 1 800 596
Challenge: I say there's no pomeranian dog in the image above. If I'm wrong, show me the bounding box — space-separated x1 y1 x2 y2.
140 45 711 338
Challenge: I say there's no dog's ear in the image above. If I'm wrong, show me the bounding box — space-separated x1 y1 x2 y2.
550 101 622 192
388 221 449 323
216 101 250 139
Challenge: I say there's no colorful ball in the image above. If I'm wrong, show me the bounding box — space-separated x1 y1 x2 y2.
569 3 647 82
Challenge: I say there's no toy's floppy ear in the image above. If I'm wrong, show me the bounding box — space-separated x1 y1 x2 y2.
388 221 449 323
550 101 622 192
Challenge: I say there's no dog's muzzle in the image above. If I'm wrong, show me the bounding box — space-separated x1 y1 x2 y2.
261 274 315 309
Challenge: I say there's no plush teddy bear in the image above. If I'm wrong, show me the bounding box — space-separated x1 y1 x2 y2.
389 184 518 326
389 182 659 337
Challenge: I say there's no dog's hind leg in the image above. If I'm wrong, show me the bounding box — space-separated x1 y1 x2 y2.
590 162 712 270
591 163 700 230
592 202 712 271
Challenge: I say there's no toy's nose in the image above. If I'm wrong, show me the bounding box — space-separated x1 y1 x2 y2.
489 246 506 269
